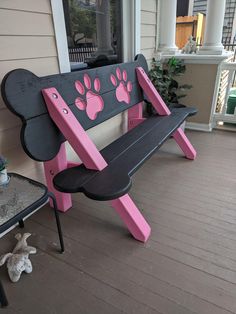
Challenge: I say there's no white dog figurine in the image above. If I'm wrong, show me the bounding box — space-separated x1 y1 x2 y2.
182 35 197 54
0 233 36 282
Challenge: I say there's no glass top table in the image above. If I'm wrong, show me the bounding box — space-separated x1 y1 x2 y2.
0 173 64 253
0 173 48 231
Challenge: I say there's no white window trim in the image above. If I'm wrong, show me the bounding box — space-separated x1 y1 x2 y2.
51 0 141 69
50 0 70 73
134 0 141 55
155 0 160 50
122 0 135 61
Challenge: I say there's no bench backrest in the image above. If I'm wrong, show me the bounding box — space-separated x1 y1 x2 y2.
1 54 148 161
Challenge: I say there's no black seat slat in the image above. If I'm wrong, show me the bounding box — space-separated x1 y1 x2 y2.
54 107 196 200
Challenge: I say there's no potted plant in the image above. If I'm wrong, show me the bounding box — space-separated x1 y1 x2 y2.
0 155 8 185
146 57 192 116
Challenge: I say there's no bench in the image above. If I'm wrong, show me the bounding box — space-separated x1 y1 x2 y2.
1 54 197 243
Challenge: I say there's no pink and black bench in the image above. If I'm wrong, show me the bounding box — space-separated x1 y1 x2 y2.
1 54 197 243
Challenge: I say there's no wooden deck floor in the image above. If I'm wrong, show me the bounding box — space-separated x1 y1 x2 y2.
1 130 236 314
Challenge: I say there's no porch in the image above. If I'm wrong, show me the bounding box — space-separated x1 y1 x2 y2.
1 129 235 314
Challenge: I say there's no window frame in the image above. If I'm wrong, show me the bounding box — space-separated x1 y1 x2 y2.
51 0 141 72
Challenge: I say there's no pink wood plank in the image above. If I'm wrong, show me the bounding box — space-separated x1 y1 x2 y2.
42 87 151 242
43 143 72 212
111 195 151 242
173 128 197 160
136 67 171 115
128 118 146 130
128 102 146 131
136 66 197 159
42 88 107 171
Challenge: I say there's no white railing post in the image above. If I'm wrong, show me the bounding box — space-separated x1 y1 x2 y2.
214 62 236 125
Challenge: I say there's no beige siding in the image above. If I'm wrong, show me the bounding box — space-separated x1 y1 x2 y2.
0 1 59 153
177 64 218 124
0 9 54 36
141 0 157 67
0 37 57 61
0 0 51 13
141 24 156 37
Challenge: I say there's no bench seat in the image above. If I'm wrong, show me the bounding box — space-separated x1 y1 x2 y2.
54 107 197 201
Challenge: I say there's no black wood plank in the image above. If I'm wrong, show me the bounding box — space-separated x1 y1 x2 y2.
53 107 197 200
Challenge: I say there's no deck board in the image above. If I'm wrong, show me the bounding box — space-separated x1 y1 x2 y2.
0 130 236 314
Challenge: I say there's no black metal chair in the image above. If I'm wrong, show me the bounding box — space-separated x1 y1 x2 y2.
0 281 8 307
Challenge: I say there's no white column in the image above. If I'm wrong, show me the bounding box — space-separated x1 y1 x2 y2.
199 0 226 55
188 0 194 16
158 0 178 54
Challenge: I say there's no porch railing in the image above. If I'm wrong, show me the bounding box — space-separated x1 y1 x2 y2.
224 43 236 61
68 46 97 63
214 61 236 125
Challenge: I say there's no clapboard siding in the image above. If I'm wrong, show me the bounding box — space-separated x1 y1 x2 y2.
0 1 59 153
193 0 207 15
0 126 22 152
0 9 54 36
140 48 156 61
141 11 156 25
141 0 157 66
0 37 57 61
0 109 21 132
141 37 156 50
0 0 51 14
0 57 59 80
141 0 156 12
141 24 156 37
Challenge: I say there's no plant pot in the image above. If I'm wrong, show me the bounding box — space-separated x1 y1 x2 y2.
0 168 9 185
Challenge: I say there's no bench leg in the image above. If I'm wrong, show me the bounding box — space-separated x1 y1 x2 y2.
44 144 72 212
128 102 146 131
173 127 197 160
111 194 151 242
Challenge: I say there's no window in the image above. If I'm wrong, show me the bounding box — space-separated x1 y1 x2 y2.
177 0 189 17
63 0 122 71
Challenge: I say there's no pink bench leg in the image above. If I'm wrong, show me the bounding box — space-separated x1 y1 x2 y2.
173 128 197 160
42 87 151 239
136 67 197 160
128 102 146 131
111 194 151 242
44 143 72 212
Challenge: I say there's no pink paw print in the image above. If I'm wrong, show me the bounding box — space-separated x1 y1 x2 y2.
75 74 104 120
110 68 132 104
